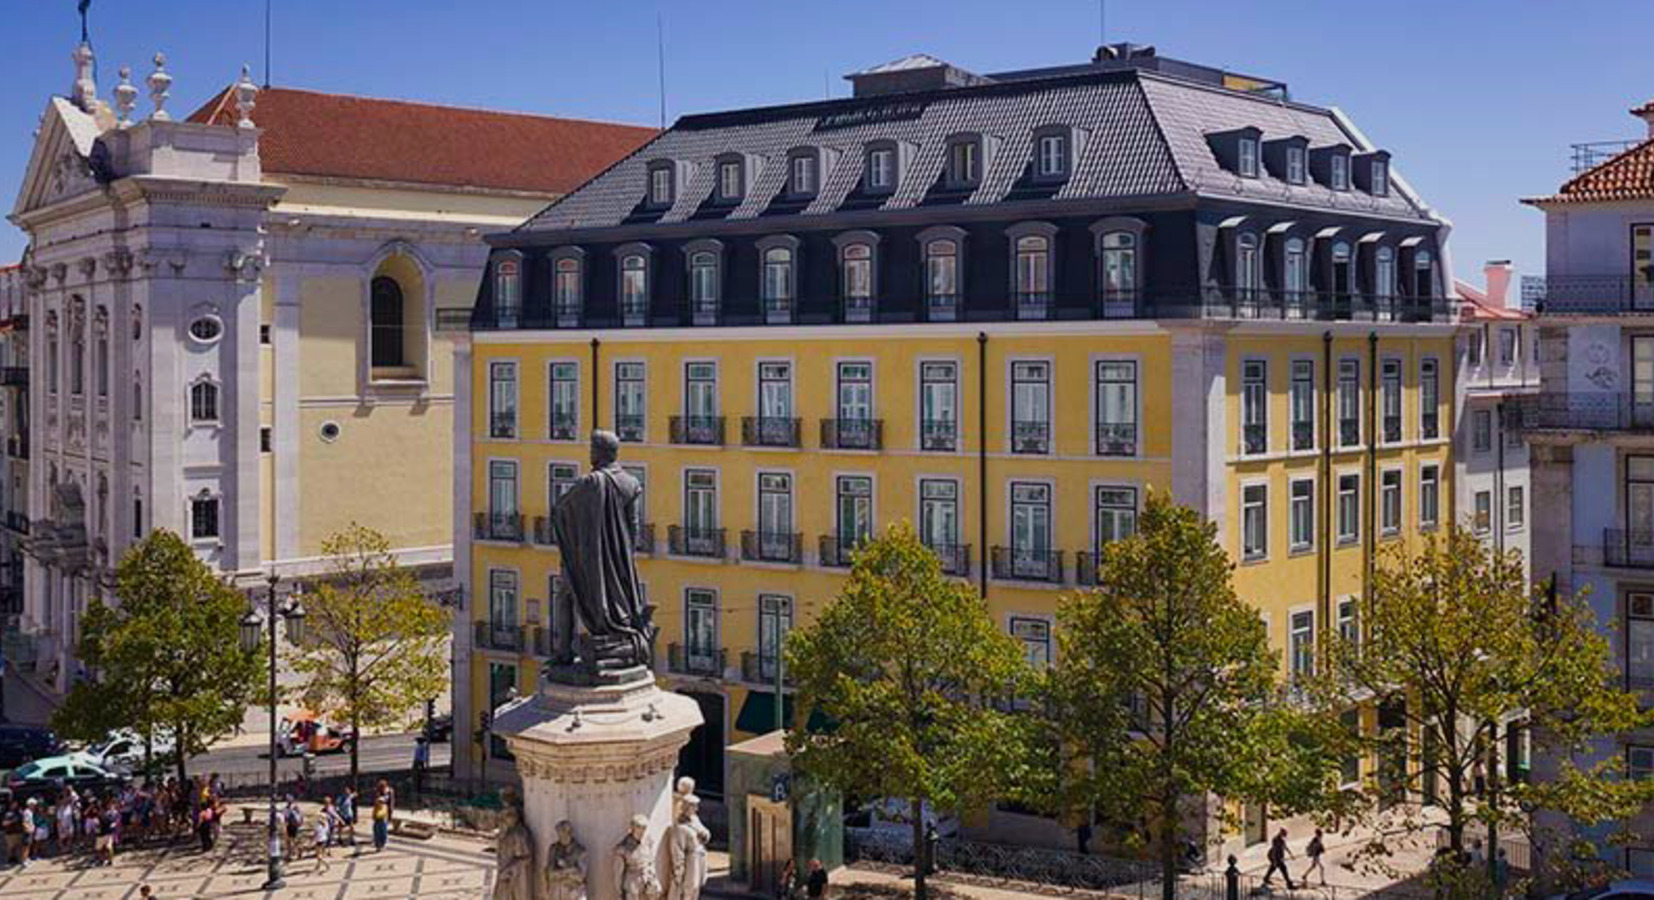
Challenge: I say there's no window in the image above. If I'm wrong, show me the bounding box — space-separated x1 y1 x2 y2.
649 164 674 206
1096 486 1137 546
925 239 959 311
1290 479 1314 551
685 589 719 672
1011 616 1052 668
489 361 517 439
1630 593 1654 688
1499 328 1518 368
947 138 980 186
841 243 874 315
683 467 718 541
1468 329 1484 369
1284 237 1307 299
620 254 648 318
369 277 405 367
920 478 961 565
190 494 219 541
1420 465 1440 529
555 257 583 315
1095 361 1137 456
47 330 57 394
757 473 794 560
1631 745 1654 782
1242 483 1267 561
1286 145 1306 185
1473 409 1493 453
1507 485 1525 531
1011 360 1050 454
1371 159 1389 196
689 251 719 314
70 330 84 395
1473 490 1492 535
1382 359 1402 443
718 159 743 202
1009 481 1053 578
615 362 645 442
1338 597 1360 648
1236 233 1262 297
1420 359 1439 440
1100 231 1137 303
548 362 578 440
1014 236 1051 302
1331 154 1349 191
1036 133 1068 179
1241 360 1267 455
548 462 578 510
189 381 219 424
188 315 222 343
757 595 792 679
762 247 794 314
684 361 717 418
489 460 519 524
866 147 896 192
1338 359 1360 447
1290 360 1314 451
487 661 517 758
1381 470 1402 537
836 475 874 548
1331 242 1353 296
757 361 793 438
789 152 818 196
1238 137 1259 178
1376 246 1396 299
133 373 142 420
1290 611 1314 678
493 260 521 324
1414 249 1434 297
1337 474 1359 543
920 361 958 452
133 493 142 538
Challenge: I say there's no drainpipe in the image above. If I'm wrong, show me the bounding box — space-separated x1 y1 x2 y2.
1365 332 1378 618
977 331 989 600
1320 331 1333 653
590 337 600 435
1495 400 1506 555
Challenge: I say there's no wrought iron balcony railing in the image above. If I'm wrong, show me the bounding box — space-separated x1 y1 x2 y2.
531 626 552 658
921 419 957 452
490 412 517 439
1421 414 1440 441
1605 529 1654 569
762 298 793 325
1383 415 1403 444
1012 420 1049 454
668 525 725 559
633 522 656 555
1339 419 1361 447
741 530 803 564
926 542 972 577
554 302 582 328
1511 393 1654 432
1076 550 1106 587
841 296 876 324
548 414 579 441
670 415 725 446
925 293 960 322
1522 275 1654 316
819 535 867 569
473 620 523 653
532 516 558 547
474 512 524 543
741 650 792 686
821 418 882 451
622 300 650 326
615 414 645 443
1291 421 1314 452
742 417 801 448
667 643 725 678
990 546 1065 584
1242 423 1267 455
1014 291 1053 320
1095 422 1136 456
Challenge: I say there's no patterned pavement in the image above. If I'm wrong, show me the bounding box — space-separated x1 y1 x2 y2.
0 811 495 899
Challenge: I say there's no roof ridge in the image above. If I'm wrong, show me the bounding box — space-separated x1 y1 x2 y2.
1131 74 1191 194
195 83 656 133
1559 134 1654 194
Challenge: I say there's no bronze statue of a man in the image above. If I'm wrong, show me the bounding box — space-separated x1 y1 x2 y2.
550 430 655 675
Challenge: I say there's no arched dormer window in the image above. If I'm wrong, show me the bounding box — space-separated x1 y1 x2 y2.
1283 237 1307 298
619 252 649 320
755 234 801 323
1375 246 1397 298
1413 249 1435 298
833 232 880 322
1236 233 1262 298
370 276 405 367
1007 221 1057 319
493 256 521 326
1092 217 1148 316
918 225 967 322
189 379 220 424
684 239 724 321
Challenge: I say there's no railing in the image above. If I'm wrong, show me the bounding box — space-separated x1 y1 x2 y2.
991 547 1065 584
433 308 473 332
668 525 725 559
531 626 552 657
741 416 801 448
1242 422 1266 455
6 436 27 460
669 415 725 446
740 651 791 686
1522 274 1654 315
1014 291 1053 320
489 412 517 439
819 535 866 569
847 832 1162 896
473 512 524 543
689 299 721 326
1011 420 1049 454
1572 140 1642 174
473 620 523 653
841 295 876 324
1605 529 1654 569
633 522 656 555
821 418 882 451
1383 414 1403 444
622 300 650 326
741 530 803 564
925 293 960 322
0 367 27 388
615 414 645 443
547 414 578 441
926 542 971 577
1291 421 1313 452
667 643 724 677
1095 422 1136 456
4 511 28 535
1511 393 1654 432
1339 419 1360 447
554 302 582 328
921 419 956 452
1421 414 1440 441
762 298 793 325
1076 550 1101 587
532 516 558 547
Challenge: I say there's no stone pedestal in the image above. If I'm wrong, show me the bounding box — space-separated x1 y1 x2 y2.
494 675 703 900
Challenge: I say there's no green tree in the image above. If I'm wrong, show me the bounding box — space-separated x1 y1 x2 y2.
785 522 1034 900
290 523 450 787
54 529 261 784
1051 492 1345 900
1320 526 1652 893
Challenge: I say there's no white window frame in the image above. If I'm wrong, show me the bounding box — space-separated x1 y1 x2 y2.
1092 356 1139 457
917 358 960 453
1290 358 1315 451
1507 484 1525 532
1238 137 1259 178
1241 481 1268 562
1337 472 1360 544
1380 468 1403 538
1289 477 1314 552
1419 464 1440 530
1286 145 1306 185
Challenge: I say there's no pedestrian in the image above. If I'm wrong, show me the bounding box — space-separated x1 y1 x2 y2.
1493 847 1511 897
283 796 303 861
29 799 46 862
777 858 798 900
97 800 118 866
413 736 429 796
1302 827 1327 886
195 796 215 853
82 800 99 856
371 792 390 853
805 858 828 900
376 778 396 825
1 800 20 867
315 796 340 872
1469 838 1486 868
1262 828 1295 890
337 785 358 848
54 795 75 858
17 799 35 869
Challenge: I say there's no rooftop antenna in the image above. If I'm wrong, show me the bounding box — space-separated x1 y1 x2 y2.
78 0 97 83
1099 0 1106 46
263 0 272 88
656 11 667 129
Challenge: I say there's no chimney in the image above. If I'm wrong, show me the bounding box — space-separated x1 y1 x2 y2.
1633 101 1654 138
1483 260 1513 310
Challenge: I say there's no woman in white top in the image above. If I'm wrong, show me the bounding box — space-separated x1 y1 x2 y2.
314 797 337 872
55 797 77 856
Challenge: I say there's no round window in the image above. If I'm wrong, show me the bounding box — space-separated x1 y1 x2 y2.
319 421 341 443
188 316 223 343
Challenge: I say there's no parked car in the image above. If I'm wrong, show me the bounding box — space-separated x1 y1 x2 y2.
71 728 176 773
423 713 453 743
844 797 961 859
1553 882 1654 900
3 754 129 804
0 725 64 770
277 711 356 757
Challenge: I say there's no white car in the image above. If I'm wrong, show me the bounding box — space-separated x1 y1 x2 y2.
845 797 961 847
72 729 175 773
1553 881 1654 900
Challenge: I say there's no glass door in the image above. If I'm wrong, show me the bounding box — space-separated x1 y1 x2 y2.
1011 482 1052 579
836 476 872 547
1635 338 1654 427
758 473 793 560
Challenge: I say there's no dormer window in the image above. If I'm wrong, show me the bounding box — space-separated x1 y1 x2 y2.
866 146 897 192
1238 138 1259 178
947 137 981 187
789 151 819 196
553 255 582 312
1036 132 1068 179
1372 160 1389 197
648 162 675 206
1286 146 1306 185
717 158 743 202
494 257 522 325
1330 154 1349 191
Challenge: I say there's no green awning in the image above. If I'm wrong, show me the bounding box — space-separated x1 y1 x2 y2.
734 691 830 735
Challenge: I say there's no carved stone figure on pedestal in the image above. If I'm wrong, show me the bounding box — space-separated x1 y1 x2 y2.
493 795 536 900
545 819 588 900
614 814 662 900
667 794 710 900
550 431 656 683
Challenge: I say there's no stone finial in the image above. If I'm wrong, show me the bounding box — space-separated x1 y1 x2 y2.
70 42 97 112
234 64 258 128
146 52 173 122
114 67 138 128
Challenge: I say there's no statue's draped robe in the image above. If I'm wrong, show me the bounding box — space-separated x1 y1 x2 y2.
554 464 651 665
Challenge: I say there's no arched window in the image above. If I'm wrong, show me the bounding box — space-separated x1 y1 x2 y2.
762 248 794 309
493 259 521 323
370 276 405 367
689 252 719 308
190 380 219 423
554 258 582 311
620 254 648 315
190 491 220 541
1101 232 1137 300
1015 236 1050 299
1330 241 1353 296
841 244 873 304
1375 246 1396 298
1414 249 1434 297
1236 233 1261 296
926 240 958 302
1283 237 1306 297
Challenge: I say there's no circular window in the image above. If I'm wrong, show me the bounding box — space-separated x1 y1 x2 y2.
188 316 223 343
319 421 341 443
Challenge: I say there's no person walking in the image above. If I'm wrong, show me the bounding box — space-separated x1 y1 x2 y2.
413 737 429 796
370 791 390 852
1 800 21 867
805 858 828 900
54 795 76 858
17 799 35 869
1302 827 1327 887
283 797 303 862
313 797 338 873
777 858 798 900
337 786 357 848
97 799 119 866
195 795 215 853
1262 829 1295 890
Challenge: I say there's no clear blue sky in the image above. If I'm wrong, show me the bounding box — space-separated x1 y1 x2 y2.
1 0 1649 283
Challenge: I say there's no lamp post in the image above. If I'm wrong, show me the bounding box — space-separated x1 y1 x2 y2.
240 571 305 892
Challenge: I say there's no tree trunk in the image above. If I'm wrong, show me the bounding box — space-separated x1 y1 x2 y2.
1486 721 1501 887
911 796 928 900
1159 793 1178 900
1444 713 1464 856
350 710 361 791
174 723 189 787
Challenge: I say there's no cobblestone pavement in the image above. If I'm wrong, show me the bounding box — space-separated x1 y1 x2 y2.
0 808 495 899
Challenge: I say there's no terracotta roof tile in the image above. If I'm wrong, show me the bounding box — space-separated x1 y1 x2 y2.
1525 136 1654 204
188 87 657 195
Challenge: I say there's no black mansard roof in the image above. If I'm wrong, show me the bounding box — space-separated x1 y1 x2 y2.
515 65 1430 236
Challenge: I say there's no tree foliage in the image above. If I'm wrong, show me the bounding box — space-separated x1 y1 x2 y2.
1050 491 1345 900
785 522 1035 900
53 529 261 783
290 523 450 787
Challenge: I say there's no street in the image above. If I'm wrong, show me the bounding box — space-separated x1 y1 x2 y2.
185 732 452 787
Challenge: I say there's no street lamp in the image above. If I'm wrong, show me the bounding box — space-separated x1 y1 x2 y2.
239 571 305 892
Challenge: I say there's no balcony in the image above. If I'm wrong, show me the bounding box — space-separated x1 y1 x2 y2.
925 293 959 323
3 511 28 536
0 367 26 388
667 643 725 678
1522 275 1654 316
1604 530 1654 569
1095 423 1136 456
920 419 956 452
926 542 972 577
668 525 725 559
841 296 876 324
622 300 650 327
1339 420 1360 447
742 417 801 448
741 651 792 686
530 626 552 658
554 302 582 329
532 516 558 547
1011 420 1049 454
473 620 524 653
1383 415 1402 444
1014 291 1053 321
1291 422 1314 452
670 415 725 446
819 535 866 569
489 412 517 440
991 547 1065 584
762 299 793 325
633 522 656 555
741 530 802 564
1511 393 1654 433
1076 551 1101 587
820 418 882 451
474 512 524 543
615 414 645 443
1421 415 1440 442
548 414 579 442
689 299 721 327
6 436 27 460
1242 423 1267 455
